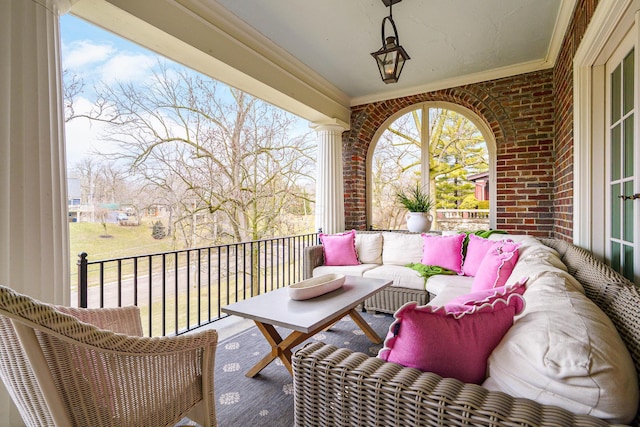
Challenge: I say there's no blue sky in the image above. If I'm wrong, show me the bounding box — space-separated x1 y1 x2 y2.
60 14 310 172
61 15 163 168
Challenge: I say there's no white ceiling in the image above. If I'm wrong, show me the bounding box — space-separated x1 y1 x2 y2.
215 0 574 104
71 0 576 124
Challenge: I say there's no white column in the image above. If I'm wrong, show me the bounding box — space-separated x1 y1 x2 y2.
0 0 73 421
313 123 347 234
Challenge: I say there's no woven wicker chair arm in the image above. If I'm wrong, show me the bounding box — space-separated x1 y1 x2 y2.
303 245 324 279
43 320 219 355
55 305 143 336
293 342 614 427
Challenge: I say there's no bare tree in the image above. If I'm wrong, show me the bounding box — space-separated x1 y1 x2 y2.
92 62 315 246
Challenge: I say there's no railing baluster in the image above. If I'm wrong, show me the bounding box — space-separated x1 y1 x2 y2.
78 232 319 335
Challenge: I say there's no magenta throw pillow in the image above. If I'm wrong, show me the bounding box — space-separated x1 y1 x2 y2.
319 230 360 266
420 233 465 273
471 241 520 292
444 278 528 315
462 234 506 277
378 282 526 384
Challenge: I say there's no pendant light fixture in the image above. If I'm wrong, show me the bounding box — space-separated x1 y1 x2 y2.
370 0 410 84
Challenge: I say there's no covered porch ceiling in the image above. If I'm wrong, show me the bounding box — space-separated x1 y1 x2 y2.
70 0 575 127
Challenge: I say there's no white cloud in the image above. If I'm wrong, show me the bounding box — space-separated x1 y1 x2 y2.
99 53 157 83
63 40 116 69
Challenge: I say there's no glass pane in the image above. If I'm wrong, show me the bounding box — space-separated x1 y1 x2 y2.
624 244 634 281
624 116 634 178
612 183 621 239
623 50 635 115
611 124 621 181
611 241 621 271
624 180 634 242
611 64 621 122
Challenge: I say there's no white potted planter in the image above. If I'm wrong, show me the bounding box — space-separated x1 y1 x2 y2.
396 183 434 233
406 212 433 233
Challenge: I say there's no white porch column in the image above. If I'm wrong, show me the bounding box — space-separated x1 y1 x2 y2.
312 123 347 234
0 0 72 421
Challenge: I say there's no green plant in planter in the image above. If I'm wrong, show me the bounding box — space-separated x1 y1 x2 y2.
395 183 434 212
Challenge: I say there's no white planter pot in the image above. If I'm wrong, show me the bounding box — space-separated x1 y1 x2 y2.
405 212 433 233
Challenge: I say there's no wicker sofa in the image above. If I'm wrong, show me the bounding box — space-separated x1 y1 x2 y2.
304 231 443 313
293 238 640 427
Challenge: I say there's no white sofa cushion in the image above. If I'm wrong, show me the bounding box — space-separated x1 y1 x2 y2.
425 274 473 296
381 232 423 265
355 233 383 264
482 239 639 424
363 265 425 290
313 264 379 278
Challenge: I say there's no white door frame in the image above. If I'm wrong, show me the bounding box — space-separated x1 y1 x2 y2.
574 0 639 255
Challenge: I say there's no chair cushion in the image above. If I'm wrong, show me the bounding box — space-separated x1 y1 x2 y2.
378 281 526 384
381 233 424 265
319 230 359 266
420 233 465 273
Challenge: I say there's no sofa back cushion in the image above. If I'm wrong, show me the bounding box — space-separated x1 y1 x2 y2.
355 233 383 264
381 233 424 265
483 240 639 424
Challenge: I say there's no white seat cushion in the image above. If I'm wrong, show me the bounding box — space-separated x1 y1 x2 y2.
362 265 425 290
425 274 474 296
313 264 379 277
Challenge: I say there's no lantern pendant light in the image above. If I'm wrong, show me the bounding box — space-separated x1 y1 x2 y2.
371 0 410 84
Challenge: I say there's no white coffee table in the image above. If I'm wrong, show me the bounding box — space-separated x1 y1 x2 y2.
221 275 392 377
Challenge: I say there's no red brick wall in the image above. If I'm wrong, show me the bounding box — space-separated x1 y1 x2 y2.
344 71 555 237
344 0 600 239
553 0 599 241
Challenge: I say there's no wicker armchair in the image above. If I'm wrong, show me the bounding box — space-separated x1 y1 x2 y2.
0 285 218 427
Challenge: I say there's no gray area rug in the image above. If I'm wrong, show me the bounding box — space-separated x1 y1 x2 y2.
214 311 394 427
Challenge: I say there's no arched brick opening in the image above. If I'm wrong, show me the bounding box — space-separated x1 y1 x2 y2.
343 70 555 236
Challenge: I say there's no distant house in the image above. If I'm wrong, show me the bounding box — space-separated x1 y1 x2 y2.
468 172 489 201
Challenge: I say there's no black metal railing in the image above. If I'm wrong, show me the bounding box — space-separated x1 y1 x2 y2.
76 232 320 337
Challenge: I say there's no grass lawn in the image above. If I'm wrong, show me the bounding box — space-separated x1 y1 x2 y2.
69 220 176 285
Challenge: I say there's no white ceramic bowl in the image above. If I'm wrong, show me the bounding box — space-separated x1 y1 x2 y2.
287 274 346 300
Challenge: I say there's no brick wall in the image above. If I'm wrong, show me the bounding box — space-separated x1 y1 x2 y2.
344 0 599 239
553 0 599 240
344 71 554 237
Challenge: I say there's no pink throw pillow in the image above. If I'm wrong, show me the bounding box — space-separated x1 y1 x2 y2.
462 234 505 277
444 278 528 315
378 282 526 384
319 230 360 266
471 241 520 292
420 233 465 274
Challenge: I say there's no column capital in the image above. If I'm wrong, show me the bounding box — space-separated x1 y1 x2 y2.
34 0 80 15
310 119 349 132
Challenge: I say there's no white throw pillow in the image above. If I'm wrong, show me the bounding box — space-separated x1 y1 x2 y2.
381 232 423 265
355 233 383 264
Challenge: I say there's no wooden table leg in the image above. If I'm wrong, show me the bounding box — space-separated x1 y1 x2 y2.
247 321 309 377
246 307 383 378
349 308 383 344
